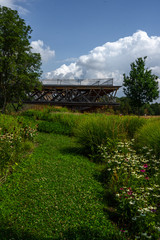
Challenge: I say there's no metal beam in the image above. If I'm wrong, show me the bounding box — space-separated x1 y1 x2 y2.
22 79 121 109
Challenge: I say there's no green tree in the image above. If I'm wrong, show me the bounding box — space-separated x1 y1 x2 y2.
123 57 159 115
0 6 42 113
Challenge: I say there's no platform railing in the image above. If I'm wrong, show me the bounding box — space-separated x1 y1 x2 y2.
41 78 113 86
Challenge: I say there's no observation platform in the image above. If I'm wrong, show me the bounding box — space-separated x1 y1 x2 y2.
24 78 121 110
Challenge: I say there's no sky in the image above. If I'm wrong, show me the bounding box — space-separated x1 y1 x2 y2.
1 0 160 99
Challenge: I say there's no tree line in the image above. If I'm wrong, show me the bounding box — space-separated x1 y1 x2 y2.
116 97 160 116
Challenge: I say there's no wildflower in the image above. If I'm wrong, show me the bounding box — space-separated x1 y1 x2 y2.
143 164 148 168
151 209 157 213
140 169 145 173
145 176 149 180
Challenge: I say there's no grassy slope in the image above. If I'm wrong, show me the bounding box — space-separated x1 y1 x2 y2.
0 133 122 240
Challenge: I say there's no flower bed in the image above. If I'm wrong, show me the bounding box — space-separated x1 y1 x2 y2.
99 140 160 239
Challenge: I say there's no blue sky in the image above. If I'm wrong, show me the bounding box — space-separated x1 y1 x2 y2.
1 0 160 98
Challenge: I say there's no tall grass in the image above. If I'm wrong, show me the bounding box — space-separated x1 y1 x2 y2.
121 116 146 139
134 119 160 157
74 115 148 156
74 115 123 155
22 109 150 156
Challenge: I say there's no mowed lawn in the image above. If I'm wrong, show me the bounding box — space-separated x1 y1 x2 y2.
0 133 122 240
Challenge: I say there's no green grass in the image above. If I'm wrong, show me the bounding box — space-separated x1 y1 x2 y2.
0 133 123 240
134 119 160 157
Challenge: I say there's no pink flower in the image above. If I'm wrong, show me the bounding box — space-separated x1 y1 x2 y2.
145 176 149 180
120 188 124 190
127 191 132 195
143 164 148 168
140 169 145 173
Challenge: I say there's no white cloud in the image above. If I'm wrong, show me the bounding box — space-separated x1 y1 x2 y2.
45 30 160 91
31 40 55 63
0 0 28 14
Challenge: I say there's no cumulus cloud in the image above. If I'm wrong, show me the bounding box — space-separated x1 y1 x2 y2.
31 40 55 63
0 0 28 14
45 30 160 90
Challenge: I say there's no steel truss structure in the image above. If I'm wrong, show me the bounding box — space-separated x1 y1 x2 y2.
24 78 121 109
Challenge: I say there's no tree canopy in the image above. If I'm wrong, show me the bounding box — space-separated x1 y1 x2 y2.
0 6 42 112
123 57 159 114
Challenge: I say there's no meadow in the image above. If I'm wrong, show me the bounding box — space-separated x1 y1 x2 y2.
0 107 160 239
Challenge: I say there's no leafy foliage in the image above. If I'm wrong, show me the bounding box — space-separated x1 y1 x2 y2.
0 6 42 112
123 57 159 113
